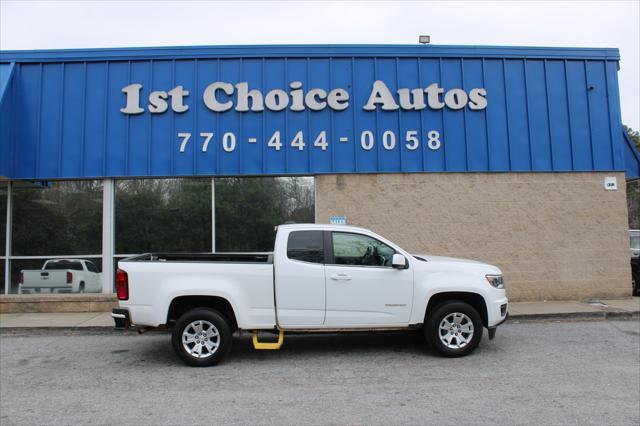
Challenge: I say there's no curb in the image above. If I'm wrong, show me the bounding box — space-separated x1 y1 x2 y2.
508 311 639 321
0 326 122 335
1 311 638 334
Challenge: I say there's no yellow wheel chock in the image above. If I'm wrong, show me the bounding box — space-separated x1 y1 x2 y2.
252 330 284 350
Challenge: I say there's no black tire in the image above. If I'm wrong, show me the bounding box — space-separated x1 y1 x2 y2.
425 301 483 357
78 282 85 293
171 308 232 367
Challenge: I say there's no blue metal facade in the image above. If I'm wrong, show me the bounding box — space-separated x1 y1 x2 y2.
0 44 637 179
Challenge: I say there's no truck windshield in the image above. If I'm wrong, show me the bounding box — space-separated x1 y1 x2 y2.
44 261 84 271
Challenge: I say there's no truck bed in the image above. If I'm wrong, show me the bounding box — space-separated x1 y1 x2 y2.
118 253 277 329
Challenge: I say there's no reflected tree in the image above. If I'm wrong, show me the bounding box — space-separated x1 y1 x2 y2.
215 177 314 252
115 179 212 254
12 181 103 256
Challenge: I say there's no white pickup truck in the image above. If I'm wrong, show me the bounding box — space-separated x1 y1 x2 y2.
19 259 102 294
113 224 508 366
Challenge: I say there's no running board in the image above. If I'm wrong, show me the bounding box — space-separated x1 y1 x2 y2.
252 330 284 350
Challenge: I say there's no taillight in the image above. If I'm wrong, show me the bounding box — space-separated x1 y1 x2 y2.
66 271 73 284
116 269 129 300
18 272 23 285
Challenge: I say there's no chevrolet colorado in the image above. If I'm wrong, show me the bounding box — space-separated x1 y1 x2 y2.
113 224 508 366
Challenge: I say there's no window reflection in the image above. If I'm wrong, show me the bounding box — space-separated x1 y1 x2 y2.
12 181 103 256
0 260 4 294
115 179 212 254
10 258 102 294
1 181 6 293
1 181 6 257
215 177 314 252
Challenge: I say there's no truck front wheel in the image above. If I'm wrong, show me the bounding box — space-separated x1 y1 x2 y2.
425 301 482 357
171 308 232 366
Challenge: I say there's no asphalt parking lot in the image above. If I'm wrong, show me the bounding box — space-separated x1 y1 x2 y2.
1 319 639 425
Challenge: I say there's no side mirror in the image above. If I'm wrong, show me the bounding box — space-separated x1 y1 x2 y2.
392 254 407 269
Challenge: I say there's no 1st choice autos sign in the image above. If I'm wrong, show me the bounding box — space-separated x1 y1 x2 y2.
120 80 487 155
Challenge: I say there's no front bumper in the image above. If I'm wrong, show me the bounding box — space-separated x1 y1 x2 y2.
488 310 509 340
112 308 131 330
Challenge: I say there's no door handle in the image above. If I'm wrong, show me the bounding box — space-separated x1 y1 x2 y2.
330 274 352 281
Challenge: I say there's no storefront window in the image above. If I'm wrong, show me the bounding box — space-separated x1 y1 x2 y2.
1 181 6 256
215 177 314 252
115 178 212 254
1 182 6 293
0 260 5 294
9 181 103 294
12 181 103 256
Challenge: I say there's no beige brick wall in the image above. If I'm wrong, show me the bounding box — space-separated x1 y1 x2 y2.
316 172 631 302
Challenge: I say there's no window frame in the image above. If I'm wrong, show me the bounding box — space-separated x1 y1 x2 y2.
286 230 325 265
326 231 403 269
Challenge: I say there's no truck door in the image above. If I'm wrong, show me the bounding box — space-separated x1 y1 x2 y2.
274 230 326 326
324 231 413 326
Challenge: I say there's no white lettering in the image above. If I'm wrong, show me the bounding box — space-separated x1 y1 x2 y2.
468 88 488 110
203 82 234 112
148 90 168 113
305 88 327 111
289 81 305 112
425 83 445 110
264 89 289 111
122 80 487 115
235 82 264 112
327 88 350 110
121 83 144 114
364 80 399 111
398 88 426 110
444 88 468 110
168 85 189 113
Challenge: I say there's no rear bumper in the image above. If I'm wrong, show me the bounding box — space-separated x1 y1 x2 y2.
112 308 131 330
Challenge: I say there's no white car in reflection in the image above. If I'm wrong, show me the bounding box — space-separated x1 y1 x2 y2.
19 259 102 293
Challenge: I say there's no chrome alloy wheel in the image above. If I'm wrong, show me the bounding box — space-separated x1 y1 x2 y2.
182 320 220 359
438 312 474 349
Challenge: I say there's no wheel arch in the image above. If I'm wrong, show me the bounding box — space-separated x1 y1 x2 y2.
167 295 238 331
425 292 488 328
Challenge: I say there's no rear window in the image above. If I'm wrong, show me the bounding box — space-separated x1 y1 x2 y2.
287 231 324 264
44 260 84 271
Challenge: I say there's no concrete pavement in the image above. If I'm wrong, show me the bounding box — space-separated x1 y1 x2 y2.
0 298 638 329
1 321 639 425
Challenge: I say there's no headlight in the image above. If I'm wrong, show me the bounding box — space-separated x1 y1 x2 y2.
485 274 504 289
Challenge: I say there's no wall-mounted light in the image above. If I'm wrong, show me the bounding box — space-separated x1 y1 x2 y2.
419 35 431 45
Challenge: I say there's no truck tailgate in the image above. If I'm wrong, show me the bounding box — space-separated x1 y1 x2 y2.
21 270 71 288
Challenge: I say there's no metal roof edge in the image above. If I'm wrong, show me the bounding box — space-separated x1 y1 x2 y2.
0 44 621 63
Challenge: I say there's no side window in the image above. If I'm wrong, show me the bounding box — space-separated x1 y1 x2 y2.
332 232 396 267
86 261 98 273
287 231 324 264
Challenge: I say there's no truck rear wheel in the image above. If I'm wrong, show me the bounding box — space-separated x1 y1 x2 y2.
171 308 232 366
425 301 482 357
